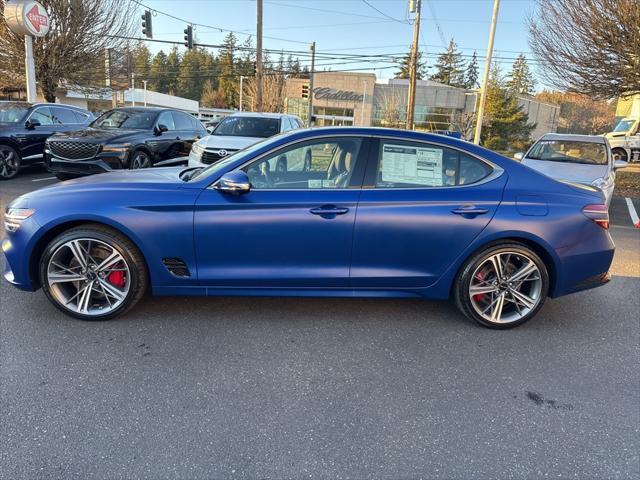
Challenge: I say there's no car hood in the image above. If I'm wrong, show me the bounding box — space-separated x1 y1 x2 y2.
521 158 609 184
48 127 144 144
199 135 263 150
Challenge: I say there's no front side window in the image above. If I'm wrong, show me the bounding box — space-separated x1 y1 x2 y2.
157 111 176 130
242 138 362 190
213 116 281 138
527 140 607 165
91 110 157 130
172 112 192 130
375 140 491 188
30 107 55 125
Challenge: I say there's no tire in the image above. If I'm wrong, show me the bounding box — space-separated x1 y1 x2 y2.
39 224 148 321
454 242 549 329
612 148 628 162
55 173 81 181
129 150 152 169
0 144 21 180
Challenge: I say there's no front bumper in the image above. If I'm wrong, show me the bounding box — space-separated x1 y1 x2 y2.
44 151 129 176
2 228 39 292
188 151 206 168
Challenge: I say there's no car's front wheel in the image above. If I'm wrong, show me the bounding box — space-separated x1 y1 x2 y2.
39 225 148 320
130 150 152 169
454 243 549 328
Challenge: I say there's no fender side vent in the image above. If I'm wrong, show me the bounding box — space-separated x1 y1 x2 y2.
162 257 191 277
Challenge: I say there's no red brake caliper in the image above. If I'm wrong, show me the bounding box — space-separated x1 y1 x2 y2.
107 268 126 288
473 269 487 302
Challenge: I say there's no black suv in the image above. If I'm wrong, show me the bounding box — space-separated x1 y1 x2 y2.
45 107 207 179
0 101 93 179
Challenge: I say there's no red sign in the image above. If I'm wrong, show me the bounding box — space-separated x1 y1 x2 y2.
26 4 48 33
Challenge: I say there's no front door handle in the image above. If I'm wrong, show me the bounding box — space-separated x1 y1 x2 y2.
452 206 489 216
310 206 349 216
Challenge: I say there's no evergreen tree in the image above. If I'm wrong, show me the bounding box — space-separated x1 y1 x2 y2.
482 63 535 150
430 38 465 87
131 43 152 85
394 47 426 80
506 53 536 95
216 32 239 108
464 51 479 89
165 47 181 96
149 50 168 93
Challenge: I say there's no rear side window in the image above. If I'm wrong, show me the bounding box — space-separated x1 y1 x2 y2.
375 140 492 188
73 111 90 124
172 111 193 130
51 107 78 125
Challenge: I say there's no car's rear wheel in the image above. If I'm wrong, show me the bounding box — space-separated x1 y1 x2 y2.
0 144 21 180
130 150 152 169
454 243 549 328
39 225 147 320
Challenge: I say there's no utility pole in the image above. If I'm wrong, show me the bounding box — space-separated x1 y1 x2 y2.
143 80 147 106
256 0 263 112
239 75 245 111
473 0 500 145
131 72 135 107
307 41 316 126
406 0 421 130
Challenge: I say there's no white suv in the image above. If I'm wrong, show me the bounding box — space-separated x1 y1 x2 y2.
189 112 306 168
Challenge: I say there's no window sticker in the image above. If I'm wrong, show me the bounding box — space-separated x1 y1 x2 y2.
380 144 443 186
308 179 322 188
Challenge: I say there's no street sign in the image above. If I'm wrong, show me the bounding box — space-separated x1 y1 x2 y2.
5 1 50 37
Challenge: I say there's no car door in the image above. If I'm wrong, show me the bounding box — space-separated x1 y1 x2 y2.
172 111 200 157
19 106 59 158
152 110 180 161
350 137 507 289
194 136 370 288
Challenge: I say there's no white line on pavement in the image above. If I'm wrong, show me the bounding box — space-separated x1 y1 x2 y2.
624 197 640 228
32 176 56 182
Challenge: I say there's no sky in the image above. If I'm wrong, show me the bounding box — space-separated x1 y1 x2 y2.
141 0 543 87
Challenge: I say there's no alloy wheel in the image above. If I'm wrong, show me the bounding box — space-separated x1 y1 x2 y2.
46 238 131 316
468 251 543 324
0 146 19 179
131 152 151 169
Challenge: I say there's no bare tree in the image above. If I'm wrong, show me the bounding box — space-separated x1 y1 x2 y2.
376 88 405 128
242 75 284 113
450 112 477 141
0 0 138 101
528 0 640 99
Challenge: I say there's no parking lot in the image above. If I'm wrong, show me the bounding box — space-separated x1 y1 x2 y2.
1 166 639 479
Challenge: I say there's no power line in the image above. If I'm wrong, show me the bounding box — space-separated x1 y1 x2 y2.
361 0 411 25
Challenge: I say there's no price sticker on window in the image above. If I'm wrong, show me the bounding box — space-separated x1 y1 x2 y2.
380 144 443 186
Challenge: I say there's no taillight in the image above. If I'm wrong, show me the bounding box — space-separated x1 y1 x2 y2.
582 204 609 229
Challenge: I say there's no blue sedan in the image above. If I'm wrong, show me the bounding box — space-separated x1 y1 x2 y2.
3 128 614 328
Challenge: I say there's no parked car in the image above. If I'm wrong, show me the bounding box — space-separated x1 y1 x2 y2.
4 127 615 328
44 107 207 180
0 101 93 179
514 133 627 206
188 112 306 168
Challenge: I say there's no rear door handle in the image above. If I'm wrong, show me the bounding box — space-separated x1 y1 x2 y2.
452 206 489 216
310 206 349 215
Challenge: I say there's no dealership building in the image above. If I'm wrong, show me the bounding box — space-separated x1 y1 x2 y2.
284 72 559 140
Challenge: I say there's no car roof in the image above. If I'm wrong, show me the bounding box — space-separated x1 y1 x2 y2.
227 112 289 119
538 133 607 144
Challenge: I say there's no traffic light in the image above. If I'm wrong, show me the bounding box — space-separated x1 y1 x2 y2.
301 84 310 98
141 10 152 39
184 25 193 49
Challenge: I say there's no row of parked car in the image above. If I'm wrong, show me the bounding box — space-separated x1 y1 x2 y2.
0 100 306 180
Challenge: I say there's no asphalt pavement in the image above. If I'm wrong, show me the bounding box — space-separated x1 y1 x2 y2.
1 166 639 479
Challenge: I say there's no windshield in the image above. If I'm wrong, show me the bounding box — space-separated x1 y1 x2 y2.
527 140 608 165
90 110 157 130
612 119 636 133
213 116 280 138
0 103 30 123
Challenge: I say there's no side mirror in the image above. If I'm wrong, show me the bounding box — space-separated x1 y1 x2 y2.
25 119 41 130
513 152 524 161
154 124 168 135
614 159 628 170
215 170 251 195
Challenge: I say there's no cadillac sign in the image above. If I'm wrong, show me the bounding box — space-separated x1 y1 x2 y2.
313 87 364 102
5 1 50 37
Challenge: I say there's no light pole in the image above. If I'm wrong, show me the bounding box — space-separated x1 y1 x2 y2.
239 75 245 111
361 80 367 126
143 80 147 106
473 0 501 145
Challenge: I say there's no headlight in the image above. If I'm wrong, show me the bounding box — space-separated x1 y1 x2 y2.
102 144 130 153
191 142 204 158
4 208 35 232
591 176 614 190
